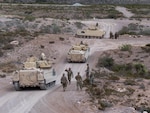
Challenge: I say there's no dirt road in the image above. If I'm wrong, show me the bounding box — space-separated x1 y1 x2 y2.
116 6 134 18
0 35 150 113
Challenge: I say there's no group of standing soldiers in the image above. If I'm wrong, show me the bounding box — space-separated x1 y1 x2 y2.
60 64 94 91
60 67 83 91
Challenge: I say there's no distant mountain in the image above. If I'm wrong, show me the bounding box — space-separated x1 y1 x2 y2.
2 0 150 4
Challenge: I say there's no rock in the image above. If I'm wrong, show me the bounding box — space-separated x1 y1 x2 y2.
10 41 19 45
143 111 148 113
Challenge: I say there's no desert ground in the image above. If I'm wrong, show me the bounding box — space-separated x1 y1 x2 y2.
0 5 150 113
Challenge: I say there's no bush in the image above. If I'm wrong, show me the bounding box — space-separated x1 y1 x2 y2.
0 49 4 57
97 56 114 69
51 24 61 34
139 28 150 36
0 62 17 73
59 37 64 41
128 23 139 30
24 15 35 22
118 26 129 35
134 63 146 75
124 79 136 85
141 46 150 53
119 44 132 51
2 44 14 50
74 22 84 29
108 75 120 81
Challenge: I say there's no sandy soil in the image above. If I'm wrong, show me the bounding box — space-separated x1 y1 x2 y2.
116 6 134 18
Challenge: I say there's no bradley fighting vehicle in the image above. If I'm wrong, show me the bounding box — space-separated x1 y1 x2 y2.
67 42 90 63
75 25 106 39
12 54 57 90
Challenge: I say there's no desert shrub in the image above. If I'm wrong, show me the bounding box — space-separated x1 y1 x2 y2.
24 15 35 22
108 75 120 81
119 44 132 51
119 23 150 36
59 37 64 41
128 23 139 30
2 44 14 50
124 79 136 85
98 100 113 110
0 49 4 57
74 22 84 29
126 87 135 95
112 63 132 73
0 62 17 73
139 28 150 36
14 29 30 36
134 63 146 75
0 36 13 45
118 26 129 35
51 23 61 34
40 25 53 33
139 83 145 90
97 56 114 69
113 62 148 78
141 46 150 53
104 88 117 96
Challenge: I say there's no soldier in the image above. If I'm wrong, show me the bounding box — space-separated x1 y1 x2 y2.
89 72 94 85
109 31 113 39
80 41 84 45
60 73 68 91
65 68 73 84
114 32 119 39
85 64 90 80
75 72 83 91
96 23 98 27
41 53 46 60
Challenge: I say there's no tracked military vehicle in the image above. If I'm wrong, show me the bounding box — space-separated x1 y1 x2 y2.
76 26 105 39
12 55 57 91
67 42 90 63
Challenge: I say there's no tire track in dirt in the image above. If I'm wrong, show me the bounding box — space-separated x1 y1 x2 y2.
0 86 60 113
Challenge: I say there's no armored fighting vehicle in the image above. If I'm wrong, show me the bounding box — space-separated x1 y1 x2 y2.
67 42 90 63
12 55 57 91
75 26 105 39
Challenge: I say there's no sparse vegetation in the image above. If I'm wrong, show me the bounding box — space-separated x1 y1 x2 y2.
0 62 17 73
124 4 150 18
0 4 123 19
23 15 36 22
118 23 150 36
119 44 132 51
2 44 14 50
124 79 136 85
0 49 4 57
59 37 65 41
97 56 114 69
74 22 84 29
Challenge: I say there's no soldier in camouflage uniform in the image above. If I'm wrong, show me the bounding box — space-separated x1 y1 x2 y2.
86 64 90 80
65 68 73 84
61 73 68 91
89 72 94 85
75 72 83 91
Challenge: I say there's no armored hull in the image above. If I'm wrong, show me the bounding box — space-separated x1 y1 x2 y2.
67 43 90 63
12 56 57 90
76 26 105 39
